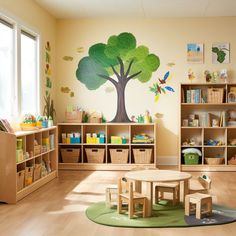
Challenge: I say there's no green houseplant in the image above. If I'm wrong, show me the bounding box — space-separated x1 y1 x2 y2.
43 94 56 121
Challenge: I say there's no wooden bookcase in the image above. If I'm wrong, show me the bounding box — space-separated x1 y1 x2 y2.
57 123 157 170
180 83 236 171
0 126 58 203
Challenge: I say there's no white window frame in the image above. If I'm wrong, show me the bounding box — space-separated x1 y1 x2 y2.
0 12 40 119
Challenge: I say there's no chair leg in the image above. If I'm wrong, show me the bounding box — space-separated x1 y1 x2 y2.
143 199 147 218
155 187 159 204
128 202 134 219
117 196 122 214
172 188 176 206
185 196 190 216
196 201 201 219
105 189 111 208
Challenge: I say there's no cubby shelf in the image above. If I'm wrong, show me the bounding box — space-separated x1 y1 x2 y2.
0 126 57 203
57 123 157 170
180 83 236 171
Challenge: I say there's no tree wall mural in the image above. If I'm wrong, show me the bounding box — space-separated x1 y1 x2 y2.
76 32 160 122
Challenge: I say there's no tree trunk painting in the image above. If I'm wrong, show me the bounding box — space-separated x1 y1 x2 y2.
76 32 160 123
111 82 130 122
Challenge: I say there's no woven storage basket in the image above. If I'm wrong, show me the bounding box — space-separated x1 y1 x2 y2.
61 148 80 163
34 145 41 156
65 111 84 123
110 149 128 164
33 164 42 181
85 148 105 163
207 88 224 103
133 148 152 164
205 157 224 165
17 170 25 192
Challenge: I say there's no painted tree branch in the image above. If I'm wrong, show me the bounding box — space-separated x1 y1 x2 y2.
97 74 118 87
117 57 125 78
127 70 142 82
125 59 134 78
111 65 121 82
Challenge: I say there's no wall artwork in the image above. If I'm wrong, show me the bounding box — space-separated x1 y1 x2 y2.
212 43 230 64
149 71 175 102
61 86 75 97
76 32 160 122
187 43 204 64
45 41 52 95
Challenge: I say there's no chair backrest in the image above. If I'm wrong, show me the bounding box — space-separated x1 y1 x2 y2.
198 175 212 190
118 177 134 200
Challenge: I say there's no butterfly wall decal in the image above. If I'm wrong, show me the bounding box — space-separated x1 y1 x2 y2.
149 71 175 102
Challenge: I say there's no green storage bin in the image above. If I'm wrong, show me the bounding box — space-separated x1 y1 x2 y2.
184 153 199 165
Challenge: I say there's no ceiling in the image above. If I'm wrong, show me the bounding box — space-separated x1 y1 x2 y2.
35 0 236 19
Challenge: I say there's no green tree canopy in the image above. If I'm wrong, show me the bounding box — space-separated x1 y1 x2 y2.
76 32 160 90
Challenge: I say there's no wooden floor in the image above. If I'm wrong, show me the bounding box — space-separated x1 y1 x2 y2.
0 167 236 236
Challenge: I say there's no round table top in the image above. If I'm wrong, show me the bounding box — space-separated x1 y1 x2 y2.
125 169 192 182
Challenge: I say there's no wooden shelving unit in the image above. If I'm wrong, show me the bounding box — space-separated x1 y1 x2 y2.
57 123 157 170
0 126 58 203
180 83 236 171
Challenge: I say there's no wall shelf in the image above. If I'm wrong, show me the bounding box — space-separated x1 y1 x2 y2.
0 126 58 203
180 83 236 171
57 123 157 170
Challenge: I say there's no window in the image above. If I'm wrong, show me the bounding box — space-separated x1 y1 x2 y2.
0 19 14 118
0 14 39 119
21 31 38 114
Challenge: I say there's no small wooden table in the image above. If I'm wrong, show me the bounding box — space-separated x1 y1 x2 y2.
125 169 192 217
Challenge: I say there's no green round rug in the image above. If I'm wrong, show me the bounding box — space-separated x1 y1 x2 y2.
86 201 236 228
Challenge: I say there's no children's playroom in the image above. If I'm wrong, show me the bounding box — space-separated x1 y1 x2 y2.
0 0 236 235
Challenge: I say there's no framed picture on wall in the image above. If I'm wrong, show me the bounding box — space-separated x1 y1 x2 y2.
187 43 204 64
212 42 230 64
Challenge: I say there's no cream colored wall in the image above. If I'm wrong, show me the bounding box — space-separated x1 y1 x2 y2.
0 0 56 114
56 17 236 159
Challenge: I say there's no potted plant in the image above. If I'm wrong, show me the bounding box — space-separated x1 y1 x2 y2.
43 94 56 121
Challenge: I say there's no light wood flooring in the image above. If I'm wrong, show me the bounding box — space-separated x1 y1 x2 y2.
0 167 236 236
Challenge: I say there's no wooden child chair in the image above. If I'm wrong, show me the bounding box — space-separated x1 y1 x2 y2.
105 184 118 208
117 177 147 219
189 175 212 194
155 182 180 206
185 192 212 219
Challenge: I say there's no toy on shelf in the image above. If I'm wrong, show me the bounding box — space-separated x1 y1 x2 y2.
204 139 224 146
42 116 48 128
219 69 228 83
132 134 153 144
20 114 37 130
182 138 196 146
86 132 105 144
188 69 195 83
62 132 81 144
137 115 144 123
36 115 43 128
110 136 127 144
144 110 152 124
227 110 236 127
228 156 236 165
228 138 236 146
182 148 202 165
204 70 212 83
88 111 102 123
183 114 199 127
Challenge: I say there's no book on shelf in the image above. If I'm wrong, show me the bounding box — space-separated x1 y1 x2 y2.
0 119 14 133
185 89 202 103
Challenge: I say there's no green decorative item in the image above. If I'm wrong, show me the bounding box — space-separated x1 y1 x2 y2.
101 114 106 123
43 94 56 120
182 148 201 165
76 32 160 122
83 113 89 123
137 115 144 123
